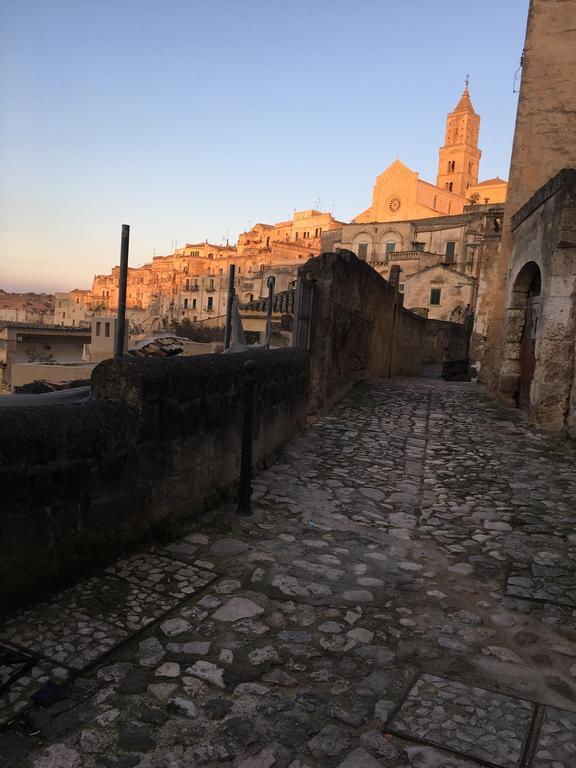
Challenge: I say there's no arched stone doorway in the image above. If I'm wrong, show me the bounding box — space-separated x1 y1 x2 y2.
512 262 541 410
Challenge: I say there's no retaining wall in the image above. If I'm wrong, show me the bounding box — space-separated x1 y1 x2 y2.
0 349 309 612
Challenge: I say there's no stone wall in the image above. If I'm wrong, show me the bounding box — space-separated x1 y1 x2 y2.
300 251 425 413
0 349 309 612
483 0 576 389
498 170 576 432
423 320 471 380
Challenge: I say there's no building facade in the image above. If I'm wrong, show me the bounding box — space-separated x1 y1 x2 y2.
322 205 504 326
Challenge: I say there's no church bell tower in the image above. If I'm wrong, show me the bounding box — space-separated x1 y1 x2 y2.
437 79 481 198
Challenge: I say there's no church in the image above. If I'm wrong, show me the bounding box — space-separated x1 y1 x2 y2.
354 83 507 224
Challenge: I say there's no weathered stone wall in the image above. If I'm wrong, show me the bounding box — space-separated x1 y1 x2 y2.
422 319 471 380
484 0 576 389
301 251 425 412
0 349 309 612
499 170 576 432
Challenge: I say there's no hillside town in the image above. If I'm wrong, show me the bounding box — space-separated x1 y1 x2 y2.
3 1 576 766
1 85 507 393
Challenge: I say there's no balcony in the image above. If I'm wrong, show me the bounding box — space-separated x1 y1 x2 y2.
373 250 437 264
204 306 215 313
205 287 216 293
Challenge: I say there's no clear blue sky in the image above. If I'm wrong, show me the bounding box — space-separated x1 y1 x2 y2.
0 0 529 293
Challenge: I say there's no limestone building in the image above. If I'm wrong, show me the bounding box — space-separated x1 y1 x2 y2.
53 209 342 329
483 0 576 433
354 85 507 224
322 205 504 325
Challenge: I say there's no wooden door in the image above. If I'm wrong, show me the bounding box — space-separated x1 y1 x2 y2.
518 295 540 410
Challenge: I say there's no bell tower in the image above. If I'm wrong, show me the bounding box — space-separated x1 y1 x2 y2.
437 78 481 198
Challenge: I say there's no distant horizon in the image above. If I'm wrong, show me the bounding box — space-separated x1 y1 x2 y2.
0 0 529 294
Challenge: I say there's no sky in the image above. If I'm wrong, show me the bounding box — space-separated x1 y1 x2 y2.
0 0 530 293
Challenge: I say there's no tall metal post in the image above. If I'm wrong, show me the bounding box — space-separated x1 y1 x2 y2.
264 275 275 349
224 264 236 350
115 224 130 358
237 359 256 516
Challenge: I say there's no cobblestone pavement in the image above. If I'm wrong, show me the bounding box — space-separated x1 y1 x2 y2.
2 379 576 768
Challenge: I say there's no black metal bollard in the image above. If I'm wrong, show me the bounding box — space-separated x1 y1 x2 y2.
115 224 130 359
237 359 256 516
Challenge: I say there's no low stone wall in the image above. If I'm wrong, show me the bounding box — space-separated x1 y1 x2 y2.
0 349 309 612
423 320 470 380
301 251 425 412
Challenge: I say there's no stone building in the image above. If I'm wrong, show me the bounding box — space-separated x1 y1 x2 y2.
403 265 476 323
354 85 507 224
0 322 91 391
54 210 342 329
53 289 93 326
322 205 504 325
479 0 576 433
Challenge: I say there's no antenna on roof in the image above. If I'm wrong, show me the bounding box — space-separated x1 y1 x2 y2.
513 51 524 93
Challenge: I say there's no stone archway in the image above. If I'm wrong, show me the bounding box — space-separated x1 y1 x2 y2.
498 261 542 411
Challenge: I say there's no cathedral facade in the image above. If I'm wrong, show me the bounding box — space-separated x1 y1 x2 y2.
354 85 507 224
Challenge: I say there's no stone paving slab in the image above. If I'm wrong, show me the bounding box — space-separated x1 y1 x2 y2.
1 379 576 767
506 565 576 607
0 655 68 727
389 673 533 767
104 553 217 598
532 706 576 766
50 575 180 633
0 599 127 671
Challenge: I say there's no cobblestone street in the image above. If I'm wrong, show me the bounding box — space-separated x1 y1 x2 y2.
2 379 576 768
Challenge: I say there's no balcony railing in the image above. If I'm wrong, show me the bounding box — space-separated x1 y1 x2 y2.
205 287 216 293
373 249 437 264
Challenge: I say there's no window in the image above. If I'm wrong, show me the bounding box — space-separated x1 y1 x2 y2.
315 227 321 237
303 231 309 239
209 278 214 288
399 283 405 293
413 242 425 252
76 298 80 304
249 293 254 301
445 241 456 262
385 242 396 254
96 321 101 336
185 279 190 291
208 253 213 259
184 298 188 309
58 301 62 308
192 299 197 309
266 237 270 247
448 182 453 192
295 232 299 240
448 160 455 172
207 297 213 310
357 243 368 260
63 312 66 319
430 288 442 306
105 321 110 337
